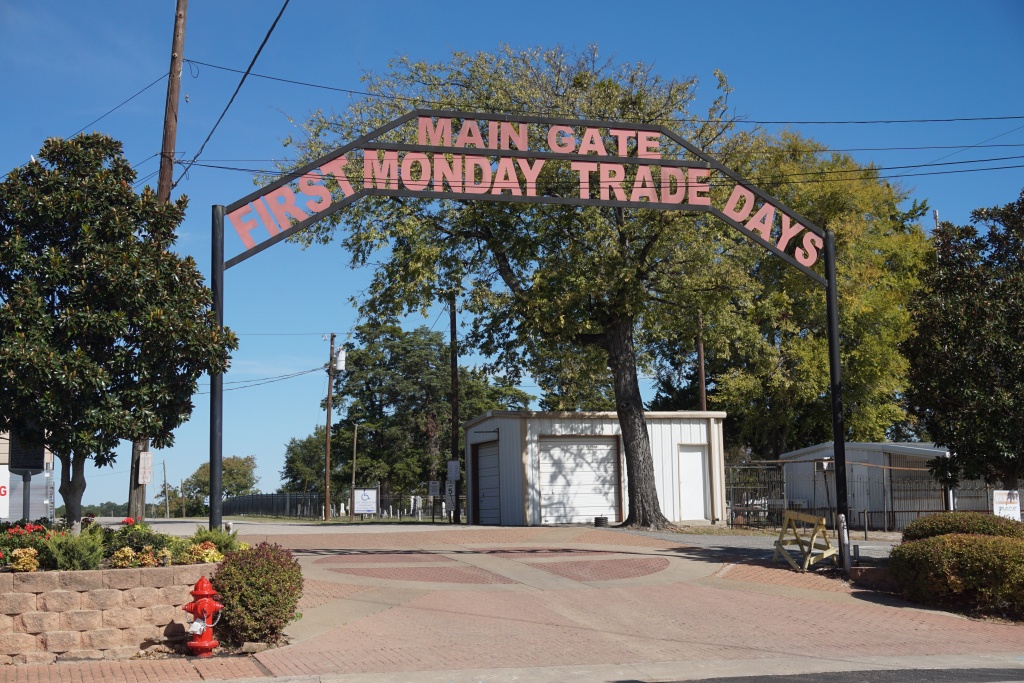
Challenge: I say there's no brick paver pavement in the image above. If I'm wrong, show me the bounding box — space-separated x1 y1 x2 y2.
5 524 1023 682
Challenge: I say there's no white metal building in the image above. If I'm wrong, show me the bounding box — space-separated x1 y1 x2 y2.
778 441 1010 529
463 411 727 526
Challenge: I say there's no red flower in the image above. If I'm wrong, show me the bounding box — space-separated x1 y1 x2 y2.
121 517 136 526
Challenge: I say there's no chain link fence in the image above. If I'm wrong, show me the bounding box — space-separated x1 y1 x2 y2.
223 491 467 522
727 461 1017 531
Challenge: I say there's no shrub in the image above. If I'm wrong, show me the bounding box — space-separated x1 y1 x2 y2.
0 523 54 569
211 542 303 645
42 531 104 571
190 525 242 554
890 533 1024 618
104 520 174 557
167 537 195 565
109 547 138 568
902 511 1024 543
188 541 224 564
10 547 40 572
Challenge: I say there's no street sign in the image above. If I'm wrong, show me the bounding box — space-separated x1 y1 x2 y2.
428 481 440 497
994 490 1022 522
445 480 456 510
447 459 460 481
138 451 154 485
353 487 378 515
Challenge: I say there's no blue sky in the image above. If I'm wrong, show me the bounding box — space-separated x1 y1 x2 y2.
1 1 1022 506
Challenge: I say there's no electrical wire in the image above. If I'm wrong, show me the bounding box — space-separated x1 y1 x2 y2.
173 0 290 190
197 366 321 389
182 59 1024 126
70 72 168 137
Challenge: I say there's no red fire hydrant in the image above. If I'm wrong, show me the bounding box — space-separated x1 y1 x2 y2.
182 577 224 657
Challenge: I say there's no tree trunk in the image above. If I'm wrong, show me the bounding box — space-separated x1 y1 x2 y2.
604 316 672 529
58 452 87 535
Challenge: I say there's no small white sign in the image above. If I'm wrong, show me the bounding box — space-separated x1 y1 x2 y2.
994 490 1022 522
0 467 9 518
138 452 154 485
445 480 455 496
447 459 460 481
428 481 440 497
353 487 378 515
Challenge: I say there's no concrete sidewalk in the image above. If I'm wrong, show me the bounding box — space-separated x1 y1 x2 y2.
3 524 1022 682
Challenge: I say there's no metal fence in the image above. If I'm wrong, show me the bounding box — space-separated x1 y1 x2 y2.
727 461 1017 531
223 491 467 522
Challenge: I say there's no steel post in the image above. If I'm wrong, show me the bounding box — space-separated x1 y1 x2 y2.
209 205 225 529
824 230 849 522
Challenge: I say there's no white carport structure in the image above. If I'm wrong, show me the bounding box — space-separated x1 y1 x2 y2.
464 411 727 526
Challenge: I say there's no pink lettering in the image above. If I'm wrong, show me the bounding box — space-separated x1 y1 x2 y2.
501 121 527 150
777 214 804 252
722 184 755 222
661 167 686 203
401 152 431 191
455 120 485 148
492 157 521 196
630 166 658 202
571 161 597 198
298 175 331 214
796 233 823 267
227 204 260 249
578 128 608 156
434 155 464 192
252 198 280 237
599 163 626 201
418 117 451 146
363 150 399 189
319 156 355 197
746 203 776 241
609 129 637 157
465 156 492 194
687 169 710 205
488 120 500 150
516 159 544 197
548 125 575 153
265 186 310 229
638 131 661 159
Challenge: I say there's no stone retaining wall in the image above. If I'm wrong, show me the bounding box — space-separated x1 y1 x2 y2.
0 563 217 664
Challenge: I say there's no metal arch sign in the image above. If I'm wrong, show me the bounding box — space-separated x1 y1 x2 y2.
221 109 827 285
208 109 851 530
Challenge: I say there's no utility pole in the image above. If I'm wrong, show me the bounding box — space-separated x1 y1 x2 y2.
350 424 358 522
163 461 169 519
696 311 707 411
450 293 461 523
180 480 186 518
324 333 336 521
130 0 189 522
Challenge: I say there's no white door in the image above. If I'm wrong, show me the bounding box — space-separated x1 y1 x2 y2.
678 445 709 521
476 442 500 525
539 437 620 524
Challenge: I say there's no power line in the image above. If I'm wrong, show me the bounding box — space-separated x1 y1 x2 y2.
70 72 168 137
196 366 320 394
173 0 290 190
182 59 1024 126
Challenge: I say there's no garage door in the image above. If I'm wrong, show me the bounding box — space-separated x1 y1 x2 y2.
539 437 620 524
475 442 500 525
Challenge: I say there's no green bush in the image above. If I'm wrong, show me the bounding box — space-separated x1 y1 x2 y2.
890 534 1024 618
190 525 242 554
902 511 1024 543
167 537 195 565
0 522 53 568
104 520 174 557
42 531 104 571
211 542 303 645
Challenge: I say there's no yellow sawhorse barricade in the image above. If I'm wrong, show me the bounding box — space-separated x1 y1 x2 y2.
773 510 839 571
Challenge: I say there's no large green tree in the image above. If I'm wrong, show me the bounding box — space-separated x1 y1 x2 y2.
298 321 532 498
0 134 238 526
183 455 260 507
904 189 1024 489
650 132 930 458
281 46 753 527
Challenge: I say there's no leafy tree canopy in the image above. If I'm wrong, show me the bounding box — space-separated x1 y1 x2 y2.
185 455 261 501
905 188 1024 489
279 321 532 497
0 134 238 525
651 131 931 458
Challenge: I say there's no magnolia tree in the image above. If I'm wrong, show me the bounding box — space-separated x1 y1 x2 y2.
0 134 237 527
